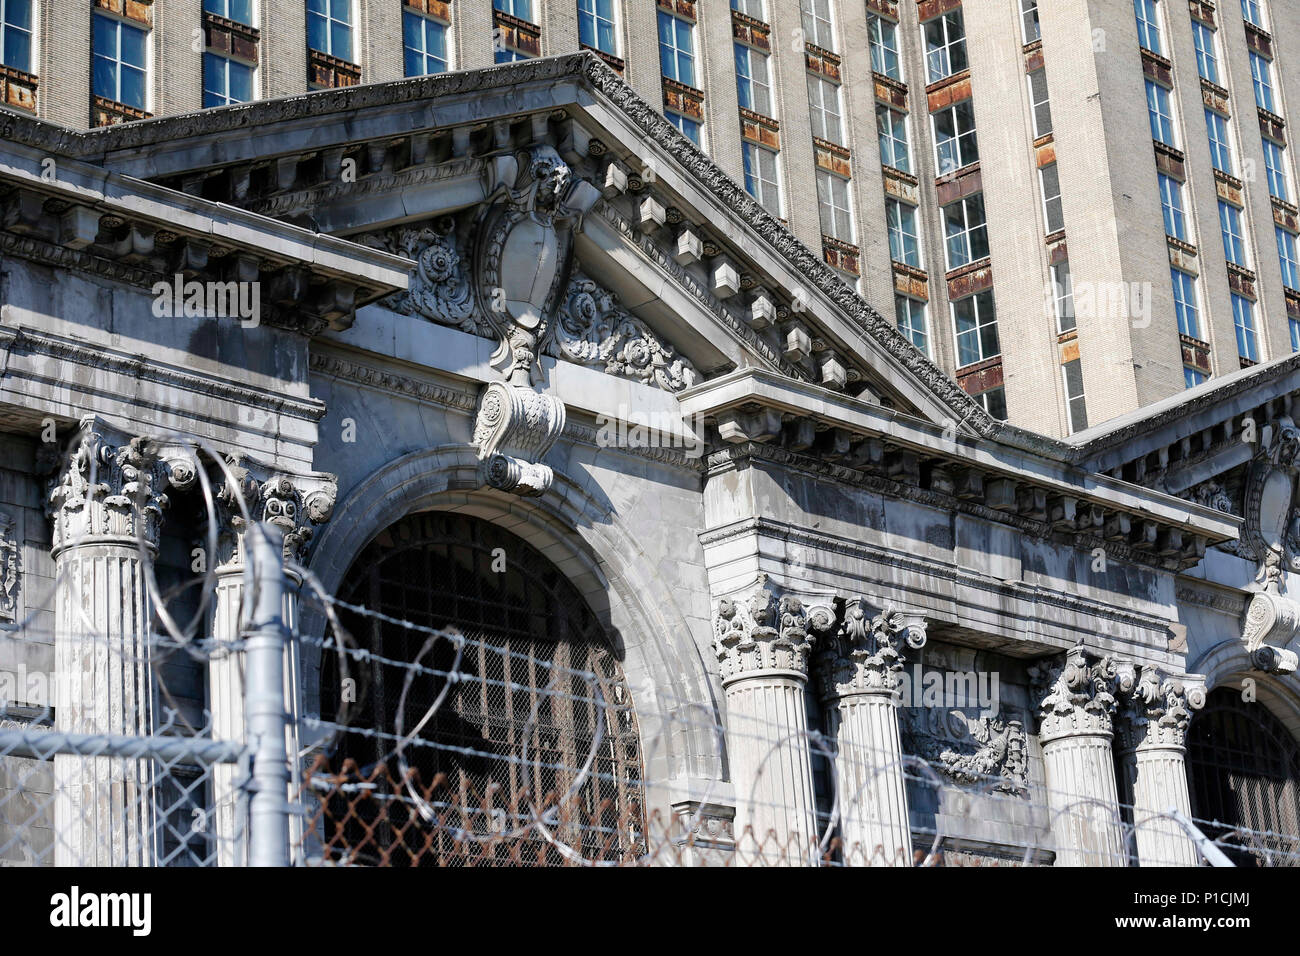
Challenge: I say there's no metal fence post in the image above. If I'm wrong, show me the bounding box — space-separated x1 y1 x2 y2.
244 521 291 867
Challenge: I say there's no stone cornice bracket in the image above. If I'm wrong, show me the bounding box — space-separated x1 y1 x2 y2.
1116 667 1207 753
472 381 566 498
1029 643 1125 743
712 573 835 685
1241 555 1300 675
813 597 928 701
44 417 197 556
206 456 337 569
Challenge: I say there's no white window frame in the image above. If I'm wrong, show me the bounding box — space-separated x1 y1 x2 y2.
1192 20 1219 84
742 141 782 216
816 169 854 243
807 73 844 145
734 42 772 116
1232 292 1259 361
203 0 254 23
657 10 696 88
943 194 989 271
1061 359 1088 435
895 295 929 355
800 0 835 52
1241 0 1266 30
731 0 766 20
951 290 1000 367
307 0 354 61
1171 267 1200 338
1220 200 1250 267
203 51 256 106
1021 0 1041 45
402 8 450 77
1146 80 1177 147
876 105 910 174
1205 108 1234 174
1278 226 1300 290
578 0 618 56
1250 50 1276 113
867 14 902 80
1052 259 1076 333
924 11 967 83
933 100 979 175
1262 138 1290 201
886 198 922 268
92 11 150 110
1 0 35 74
1134 0 1163 55
1159 172 1188 240
494 0 533 21
1027 68 1052 139
1040 162 1064 234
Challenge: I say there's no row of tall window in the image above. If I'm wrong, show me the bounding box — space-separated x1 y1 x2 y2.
1136 0 1294 385
869 4 1007 419
0 2 631 111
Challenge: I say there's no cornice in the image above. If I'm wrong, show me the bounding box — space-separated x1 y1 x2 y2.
698 515 1178 639
2 326 326 422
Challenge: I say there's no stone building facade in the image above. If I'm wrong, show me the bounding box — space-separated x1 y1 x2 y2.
0 53 1298 865
3 0 1300 440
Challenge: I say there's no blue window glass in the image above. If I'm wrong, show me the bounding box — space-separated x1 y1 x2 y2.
657 11 695 87
92 13 148 109
1278 226 1300 290
578 0 617 54
1171 268 1200 338
0 0 33 73
204 0 253 24
1232 293 1258 361
203 51 253 107
403 11 448 76
307 0 353 61
1159 173 1187 240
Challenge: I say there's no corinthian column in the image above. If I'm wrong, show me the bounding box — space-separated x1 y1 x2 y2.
814 599 926 867
713 576 833 865
205 461 335 866
1116 669 1206 867
1030 645 1128 867
46 418 194 866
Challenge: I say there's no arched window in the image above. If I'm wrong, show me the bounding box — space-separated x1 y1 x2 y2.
1186 688 1300 866
319 512 645 865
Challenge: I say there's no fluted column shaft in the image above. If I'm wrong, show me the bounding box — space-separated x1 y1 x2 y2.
206 469 333 865
722 670 820 865
814 598 925 867
1039 731 1126 866
1117 670 1205 867
827 689 913 866
47 424 189 866
714 579 831 866
1032 646 1127 867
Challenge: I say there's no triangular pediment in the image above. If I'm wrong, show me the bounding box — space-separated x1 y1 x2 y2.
4 53 1002 430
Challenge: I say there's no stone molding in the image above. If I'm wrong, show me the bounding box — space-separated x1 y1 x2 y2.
0 509 18 623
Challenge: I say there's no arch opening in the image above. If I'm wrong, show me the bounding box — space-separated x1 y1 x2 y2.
318 511 647 865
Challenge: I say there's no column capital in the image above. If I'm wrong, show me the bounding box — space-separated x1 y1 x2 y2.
712 574 835 684
44 417 196 555
1030 643 1126 743
1116 667 1207 753
813 597 928 701
207 457 337 571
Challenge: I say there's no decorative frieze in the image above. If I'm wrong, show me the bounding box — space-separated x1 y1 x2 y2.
0 510 18 623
